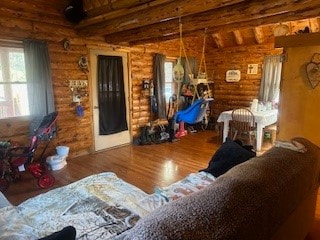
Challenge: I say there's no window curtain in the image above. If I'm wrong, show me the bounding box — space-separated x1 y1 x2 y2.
153 53 166 119
23 40 55 134
23 40 55 116
98 55 128 135
259 55 283 102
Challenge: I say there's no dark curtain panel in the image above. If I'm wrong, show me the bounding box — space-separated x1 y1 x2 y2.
98 55 128 135
23 39 55 134
153 53 166 119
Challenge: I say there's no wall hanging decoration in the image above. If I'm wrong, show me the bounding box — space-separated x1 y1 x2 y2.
78 55 89 73
247 64 258 74
273 23 289 37
141 78 152 97
306 53 320 89
67 80 88 117
68 80 88 102
63 39 71 51
225 69 241 82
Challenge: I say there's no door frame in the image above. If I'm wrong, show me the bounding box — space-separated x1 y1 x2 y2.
89 48 132 151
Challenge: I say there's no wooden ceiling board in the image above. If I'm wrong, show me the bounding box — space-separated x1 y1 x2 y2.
4 0 318 48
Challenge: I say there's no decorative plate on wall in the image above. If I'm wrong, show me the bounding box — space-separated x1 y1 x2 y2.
273 23 289 37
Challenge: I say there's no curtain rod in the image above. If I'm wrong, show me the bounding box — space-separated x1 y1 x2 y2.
0 39 22 43
0 39 23 48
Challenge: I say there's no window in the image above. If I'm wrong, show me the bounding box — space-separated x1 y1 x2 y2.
259 55 282 104
164 60 175 103
0 47 29 119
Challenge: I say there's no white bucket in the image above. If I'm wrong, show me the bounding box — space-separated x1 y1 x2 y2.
56 146 69 156
46 155 67 171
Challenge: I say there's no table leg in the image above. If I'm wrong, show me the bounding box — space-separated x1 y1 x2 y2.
256 124 263 151
223 120 229 142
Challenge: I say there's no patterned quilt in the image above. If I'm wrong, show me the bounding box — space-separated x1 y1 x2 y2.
0 171 215 240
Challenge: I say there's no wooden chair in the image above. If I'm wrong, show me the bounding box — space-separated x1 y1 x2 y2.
231 108 257 146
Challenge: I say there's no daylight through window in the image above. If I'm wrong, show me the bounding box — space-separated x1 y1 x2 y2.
164 60 174 103
0 47 29 119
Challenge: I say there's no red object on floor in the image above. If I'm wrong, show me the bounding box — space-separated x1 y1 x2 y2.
38 174 55 189
175 121 188 138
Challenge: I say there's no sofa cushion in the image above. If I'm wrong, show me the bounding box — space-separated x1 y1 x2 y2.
201 139 256 177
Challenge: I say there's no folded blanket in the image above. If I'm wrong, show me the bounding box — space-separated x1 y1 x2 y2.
275 140 307 153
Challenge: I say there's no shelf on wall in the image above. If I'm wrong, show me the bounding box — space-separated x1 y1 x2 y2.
275 32 320 48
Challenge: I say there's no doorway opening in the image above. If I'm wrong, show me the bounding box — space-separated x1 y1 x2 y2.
90 49 130 151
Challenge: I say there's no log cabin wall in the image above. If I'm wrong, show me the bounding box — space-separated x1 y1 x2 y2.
130 39 202 134
205 43 282 120
0 1 290 159
0 1 202 158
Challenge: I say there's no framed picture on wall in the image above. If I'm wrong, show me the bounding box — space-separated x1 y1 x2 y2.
247 64 259 74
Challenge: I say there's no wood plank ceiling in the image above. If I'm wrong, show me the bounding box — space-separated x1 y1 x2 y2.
74 0 320 47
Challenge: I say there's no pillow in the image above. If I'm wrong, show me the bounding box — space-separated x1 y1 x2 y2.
201 140 256 177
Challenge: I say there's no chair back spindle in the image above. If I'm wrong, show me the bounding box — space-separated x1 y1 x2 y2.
231 108 257 146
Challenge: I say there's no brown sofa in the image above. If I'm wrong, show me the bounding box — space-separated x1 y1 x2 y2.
116 137 320 240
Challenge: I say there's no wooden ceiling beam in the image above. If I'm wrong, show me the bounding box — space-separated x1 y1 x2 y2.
253 27 265 44
82 0 172 25
233 30 243 45
84 0 155 16
212 33 224 48
309 17 320 33
129 17 320 47
104 0 320 45
129 15 320 46
77 0 246 36
84 1 112 16
0 0 66 16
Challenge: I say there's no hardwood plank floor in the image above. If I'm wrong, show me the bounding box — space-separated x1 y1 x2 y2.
2 130 320 239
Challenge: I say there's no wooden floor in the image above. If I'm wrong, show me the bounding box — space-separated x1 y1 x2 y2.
3 130 320 239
